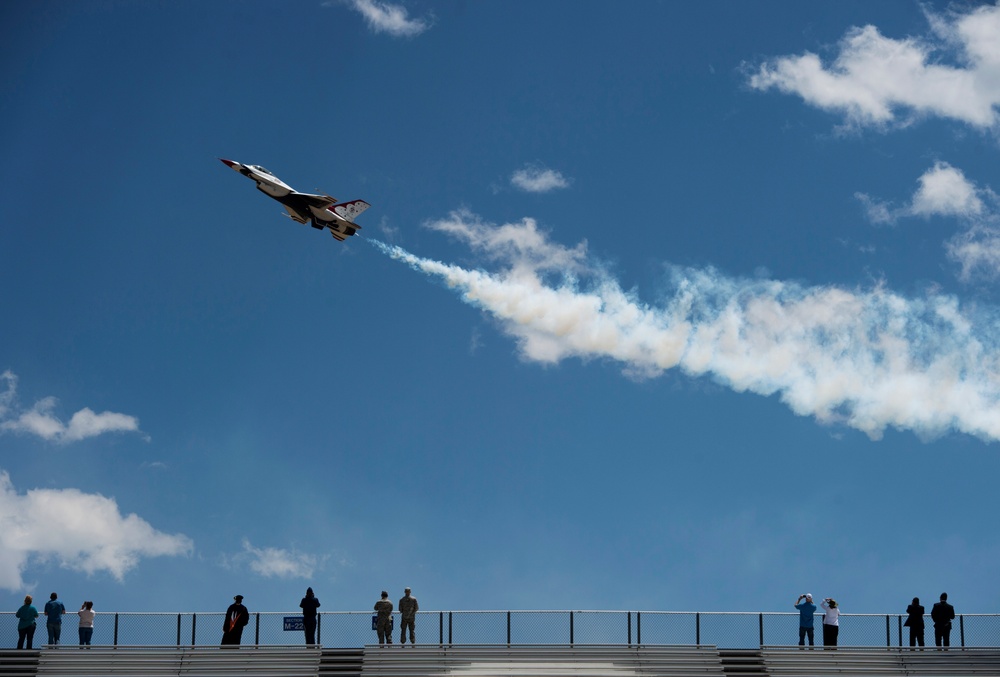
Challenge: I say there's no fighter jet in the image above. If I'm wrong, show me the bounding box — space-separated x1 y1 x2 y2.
220 159 370 241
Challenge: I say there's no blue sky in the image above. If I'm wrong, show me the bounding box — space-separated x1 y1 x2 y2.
2 0 1000 617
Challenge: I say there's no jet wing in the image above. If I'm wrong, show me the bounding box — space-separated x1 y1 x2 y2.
295 192 338 210
282 204 310 224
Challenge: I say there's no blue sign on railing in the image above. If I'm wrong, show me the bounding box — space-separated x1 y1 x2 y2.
283 616 304 631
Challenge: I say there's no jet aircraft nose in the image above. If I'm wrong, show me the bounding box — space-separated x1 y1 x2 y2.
219 158 240 169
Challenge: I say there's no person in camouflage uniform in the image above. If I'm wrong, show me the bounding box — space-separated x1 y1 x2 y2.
374 591 393 645
398 587 419 644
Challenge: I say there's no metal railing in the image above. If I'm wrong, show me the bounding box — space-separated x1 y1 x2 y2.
3 610 997 649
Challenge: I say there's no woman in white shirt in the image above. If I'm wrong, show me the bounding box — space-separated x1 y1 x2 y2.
78 601 95 646
821 598 840 647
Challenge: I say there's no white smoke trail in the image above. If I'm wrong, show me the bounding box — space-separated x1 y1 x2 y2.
370 210 1000 441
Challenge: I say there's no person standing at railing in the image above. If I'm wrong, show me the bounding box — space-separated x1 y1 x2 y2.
931 592 955 649
300 587 321 645
15 595 39 650
905 597 925 647
77 601 95 647
221 595 249 646
398 587 418 645
820 598 839 647
794 593 817 646
43 592 65 646
374 591 393 646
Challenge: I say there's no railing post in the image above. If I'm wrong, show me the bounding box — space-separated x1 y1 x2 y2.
177 613 182 646
570 611 574 646
448 611 452 645
439 612 443 645
886 615 890 646
758 613 764 648
255 612 260 645
637 612 641 645
192 613 197 646
960 615 965 647
317 613 321 646
897 615 902 647
696 612 700 645
506 611 511 645
627 612 632 646
114 613 119 646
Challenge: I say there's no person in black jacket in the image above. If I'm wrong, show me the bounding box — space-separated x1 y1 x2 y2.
931 593 956 648
300 587 321 645
904 597 925 647
221 595 250 646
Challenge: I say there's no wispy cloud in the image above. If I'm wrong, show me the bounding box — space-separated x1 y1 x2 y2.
510 165 571 193
747 4 1000 131
238 539 322 579
0 470 192 590
0 371 144 443
341 0 432 38
372 210 1000 442
857 162 1000 281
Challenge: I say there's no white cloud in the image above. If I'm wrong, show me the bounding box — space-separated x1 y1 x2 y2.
855 192 895 226
0 470 192 590
857 163 1000 281
948 226 1000 282
238 539 321 579
510 165 571 193
910 162 984 218
857 162 984 224
0 371 143 444
748 4 1000 131
372 211 1000 442
342 0 431 38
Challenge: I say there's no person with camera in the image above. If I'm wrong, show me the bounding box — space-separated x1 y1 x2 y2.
794 593 817 646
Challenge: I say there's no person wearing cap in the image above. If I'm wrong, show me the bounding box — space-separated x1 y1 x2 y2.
398 587 419 645
373 591 393 646
794 593 817 646
820 598 839 647
931 593 955 648
221 595 249 646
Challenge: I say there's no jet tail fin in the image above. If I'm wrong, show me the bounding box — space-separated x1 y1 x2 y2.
332 199 371 221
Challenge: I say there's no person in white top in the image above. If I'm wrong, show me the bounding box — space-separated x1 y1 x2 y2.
78 601 95 646
821 598 840 647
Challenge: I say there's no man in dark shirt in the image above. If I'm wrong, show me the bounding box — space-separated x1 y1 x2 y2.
931 592 956 648
300 587 321 645
221 595 249 646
